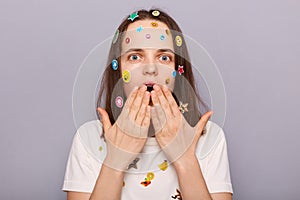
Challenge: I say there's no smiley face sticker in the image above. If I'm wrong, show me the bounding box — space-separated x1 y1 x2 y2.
122 70 131 83
175 35 183 47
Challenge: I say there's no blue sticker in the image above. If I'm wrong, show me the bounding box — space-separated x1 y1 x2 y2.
112 59 118 70
160 34 165 40
172 70 177 77
136 25 143 32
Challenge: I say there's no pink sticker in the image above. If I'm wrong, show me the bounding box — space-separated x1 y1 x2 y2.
115 96 123 108
145 33 151 39
125 37 131 44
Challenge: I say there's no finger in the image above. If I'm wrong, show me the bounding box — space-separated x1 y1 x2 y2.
150 106 161 131
161 85 181 116
153 84 173 119
141 105 151 127
150 91 166 123
195 111 213 136
122 86 139 114
129 85 147 120
135 91 150 126
97 107 112 134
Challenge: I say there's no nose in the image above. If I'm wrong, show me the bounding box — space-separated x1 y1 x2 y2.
143 63 158 76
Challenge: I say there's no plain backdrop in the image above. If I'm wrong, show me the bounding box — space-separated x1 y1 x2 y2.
0 0 299 199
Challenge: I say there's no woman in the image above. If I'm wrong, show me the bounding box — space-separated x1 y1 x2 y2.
63 9 233 200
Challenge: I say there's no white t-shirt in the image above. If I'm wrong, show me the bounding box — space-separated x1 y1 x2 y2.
62 120 233 199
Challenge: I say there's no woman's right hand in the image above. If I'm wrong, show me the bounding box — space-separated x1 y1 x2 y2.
97 85 151 171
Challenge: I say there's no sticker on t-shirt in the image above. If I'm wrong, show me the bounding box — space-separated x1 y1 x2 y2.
171 188 182 199
158 160 169 171
140 172 155 187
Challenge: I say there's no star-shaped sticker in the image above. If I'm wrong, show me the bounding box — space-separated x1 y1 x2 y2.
128 12 139 21
178 65 184 75
136 25 143 32
179 101 188 114
127 157 140 169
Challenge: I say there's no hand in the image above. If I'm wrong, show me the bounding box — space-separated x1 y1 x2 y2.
150 84 213 163
97 85 151 171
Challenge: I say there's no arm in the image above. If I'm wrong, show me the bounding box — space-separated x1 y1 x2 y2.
173 155 232 200
67 163 125 200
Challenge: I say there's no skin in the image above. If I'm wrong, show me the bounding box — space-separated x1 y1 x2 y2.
67 19 232 200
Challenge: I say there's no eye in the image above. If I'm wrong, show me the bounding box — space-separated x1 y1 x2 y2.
129 54 141 61
159 55 172 62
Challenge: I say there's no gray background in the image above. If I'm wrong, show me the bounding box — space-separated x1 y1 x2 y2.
0 0 299 199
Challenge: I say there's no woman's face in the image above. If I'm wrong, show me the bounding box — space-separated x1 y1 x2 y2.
120 19 176 98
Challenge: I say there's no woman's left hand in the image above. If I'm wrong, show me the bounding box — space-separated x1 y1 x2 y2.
150 84 213 163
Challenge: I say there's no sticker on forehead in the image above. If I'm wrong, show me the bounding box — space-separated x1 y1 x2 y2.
121 28 174 54
151 22 158 28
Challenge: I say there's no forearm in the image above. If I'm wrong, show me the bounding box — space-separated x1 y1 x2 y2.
90 163 124 200
173 154 212 200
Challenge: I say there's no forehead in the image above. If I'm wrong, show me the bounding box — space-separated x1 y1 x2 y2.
126 19 170 31
121 19 174 53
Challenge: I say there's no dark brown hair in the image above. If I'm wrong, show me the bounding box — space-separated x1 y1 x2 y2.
96 9 208 127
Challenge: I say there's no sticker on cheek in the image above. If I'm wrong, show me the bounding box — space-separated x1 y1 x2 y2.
172 70 177 77
115 96 123 108
122 70 131 83
165 77 170 84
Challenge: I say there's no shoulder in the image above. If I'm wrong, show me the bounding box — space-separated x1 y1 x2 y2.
196 120 227 159
73 120 106 161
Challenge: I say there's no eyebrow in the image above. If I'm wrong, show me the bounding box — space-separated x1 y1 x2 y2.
124 48 175 54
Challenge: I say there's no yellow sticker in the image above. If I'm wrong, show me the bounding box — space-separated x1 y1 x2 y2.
175 35 182 47
147 172 155 181
151 22 158 28
158 160 169 171
152 10 160 17
122 70 131 83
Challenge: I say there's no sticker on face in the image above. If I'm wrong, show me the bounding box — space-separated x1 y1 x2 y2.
122 70 131 83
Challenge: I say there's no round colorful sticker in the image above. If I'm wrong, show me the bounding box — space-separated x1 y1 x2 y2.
122 70 131 83
172 70 177 77
125 37 131 44
115 96 123 108
175 35 182 47
151 22 158 28
152 10 160 17
145 33 151 39
160 34 165 40
111 59 118 70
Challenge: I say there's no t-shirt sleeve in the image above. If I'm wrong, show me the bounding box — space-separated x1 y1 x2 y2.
205 129 233 194
62 131 100 193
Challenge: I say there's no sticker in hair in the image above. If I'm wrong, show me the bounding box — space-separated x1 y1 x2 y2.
128 11 139 21
175 35 183 47
111 59 118 70
115 96 123 108
112 29 119 44
152 10 160 17
178 65 184 75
